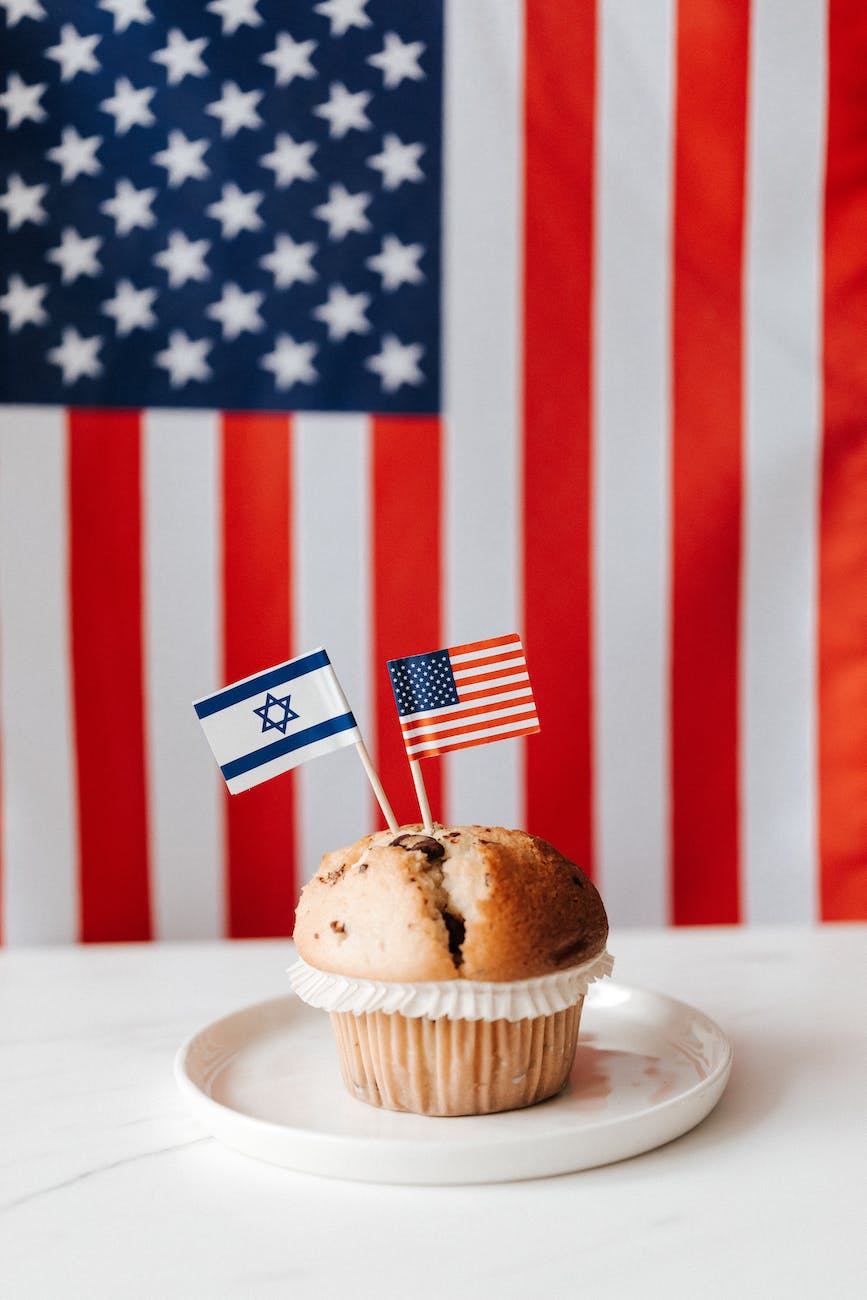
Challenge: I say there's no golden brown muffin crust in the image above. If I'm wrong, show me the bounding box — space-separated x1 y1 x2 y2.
293 824 608 982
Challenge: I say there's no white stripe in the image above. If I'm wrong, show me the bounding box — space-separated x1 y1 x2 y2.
442 0 524 830
144 411 223 940
0 409 78 943
402 701 538 739
742 0 824 923
593 0 674 925
294 414 372 879
408 718 539 757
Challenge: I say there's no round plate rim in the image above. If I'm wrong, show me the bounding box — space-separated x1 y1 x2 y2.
174 983 733 1183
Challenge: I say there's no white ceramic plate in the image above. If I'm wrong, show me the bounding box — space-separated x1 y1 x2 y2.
175 982 732 1185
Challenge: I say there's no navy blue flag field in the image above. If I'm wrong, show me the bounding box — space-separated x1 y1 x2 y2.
0 0 442 412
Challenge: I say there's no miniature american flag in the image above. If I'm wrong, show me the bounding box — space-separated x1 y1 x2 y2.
388 633 540 761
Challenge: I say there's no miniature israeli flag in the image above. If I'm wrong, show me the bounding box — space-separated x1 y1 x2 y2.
194 648 361 794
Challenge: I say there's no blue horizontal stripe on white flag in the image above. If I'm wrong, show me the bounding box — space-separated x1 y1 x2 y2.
193 648 330 719
221 713 359 783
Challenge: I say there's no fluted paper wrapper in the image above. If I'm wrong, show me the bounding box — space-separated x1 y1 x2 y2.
287 948 613 1022
288 950 613 1116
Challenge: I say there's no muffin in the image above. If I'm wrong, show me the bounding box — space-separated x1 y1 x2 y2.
290 824 612 1116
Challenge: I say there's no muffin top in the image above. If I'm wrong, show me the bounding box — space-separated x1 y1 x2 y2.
293 824 608 982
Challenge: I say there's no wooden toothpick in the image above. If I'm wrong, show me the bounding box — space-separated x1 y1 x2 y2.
409 758 433 833
355 739 398 832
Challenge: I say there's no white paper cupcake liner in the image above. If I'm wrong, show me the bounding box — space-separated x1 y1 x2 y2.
287 948 614 1023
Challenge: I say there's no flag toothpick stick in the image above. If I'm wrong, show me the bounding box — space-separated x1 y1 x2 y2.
355 739 398 832
410 759 434 833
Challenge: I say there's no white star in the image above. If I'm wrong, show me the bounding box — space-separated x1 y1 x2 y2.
259 234 317 288
206 81 264 137
100 77 156 134
314 0 370 38
206 183 263 238
313 81 372 140
0 174 48 231
312 183 371 241
259 133 316 188
261 335 318 390
0 0 46 25
46 227 102 283
367 32 425 89
101 279 158 336
0 274 48 331
366 234 424 291
153 231 210 287
47 327 102 384
46 126 102 183
366 334 424 393
0 73 47 129
312 284 370 342
151 29 208 85
368 133 425 190
156 330 212 388
152 131 209 187
260 32 317 86
206 282 265 340
206 0 261 35
99 0 151 33
45 25 101 81
100 179 156 235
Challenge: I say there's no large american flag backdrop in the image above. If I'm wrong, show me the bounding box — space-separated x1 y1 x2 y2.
0 0 865 943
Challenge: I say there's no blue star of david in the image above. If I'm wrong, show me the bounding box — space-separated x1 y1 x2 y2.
253 691 299 735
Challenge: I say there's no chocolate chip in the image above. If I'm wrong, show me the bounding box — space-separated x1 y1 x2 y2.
357 863 368 873
318 864 346 885
330 920 346 934
442 911 465 967
571 875 585 888
389 833 445 859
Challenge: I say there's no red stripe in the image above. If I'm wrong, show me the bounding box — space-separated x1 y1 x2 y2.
670 1 748 924
452 680 534 705
221 414 295 938
819 0 867 921
449 634 520 656
412 723 542 762
454 666 529 689
452 649 526 672
523 0 596 874
68 410 151 942
406 707 540 747
371 416 443 828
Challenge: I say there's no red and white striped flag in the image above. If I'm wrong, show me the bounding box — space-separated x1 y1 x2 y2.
1 0 866 945
388 634 540 761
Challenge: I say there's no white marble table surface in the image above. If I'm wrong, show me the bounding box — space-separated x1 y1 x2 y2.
1 926 864 1300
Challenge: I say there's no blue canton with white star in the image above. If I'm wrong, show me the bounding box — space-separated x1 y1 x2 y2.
388 648 458 717
0 0 442 412
253 689 299 733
